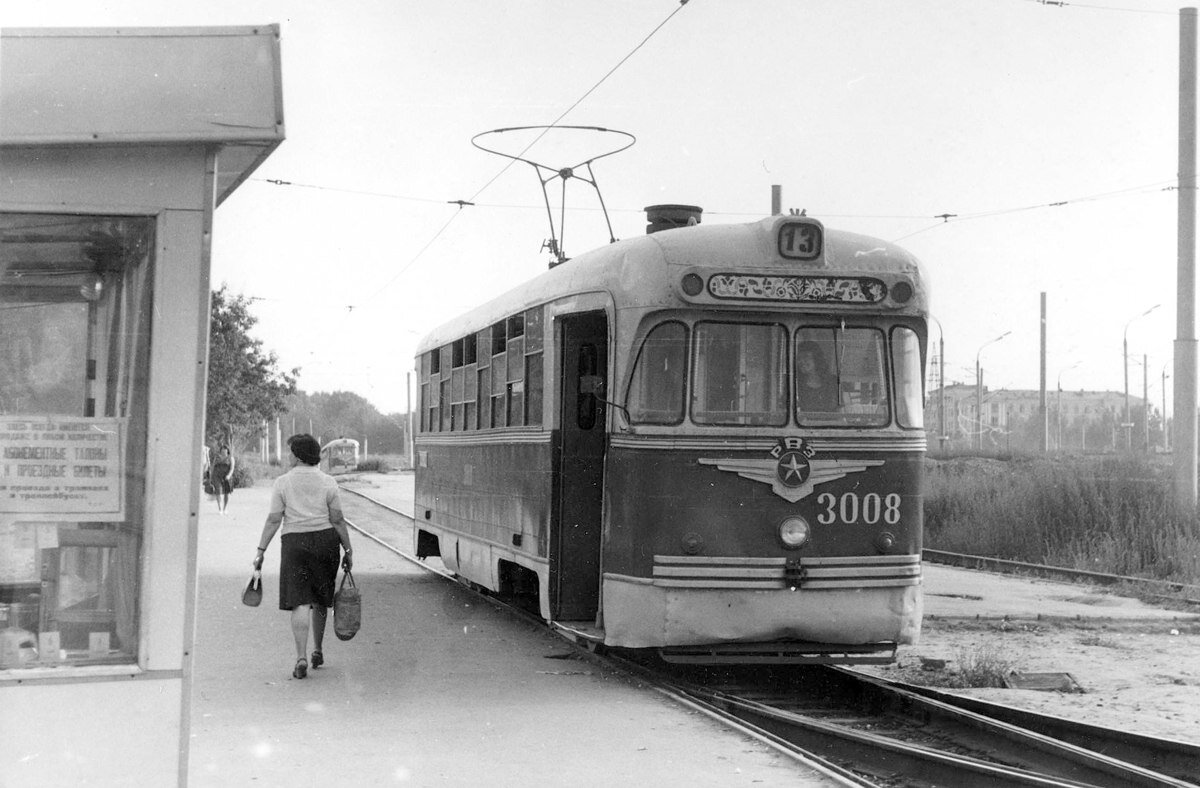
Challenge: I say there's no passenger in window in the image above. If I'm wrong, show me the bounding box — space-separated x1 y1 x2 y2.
211 444 236 513
795 342 841 412
252 434 353 680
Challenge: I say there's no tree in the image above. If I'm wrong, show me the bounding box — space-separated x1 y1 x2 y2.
206 285 297 451
283 390 408 454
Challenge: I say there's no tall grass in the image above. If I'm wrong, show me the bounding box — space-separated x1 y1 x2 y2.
924 456 1200 586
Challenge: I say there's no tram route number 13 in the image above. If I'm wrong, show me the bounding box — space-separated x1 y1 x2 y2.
815 492 901 526
779 222 821 260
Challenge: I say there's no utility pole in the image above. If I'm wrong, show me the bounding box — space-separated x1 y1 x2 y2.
1164 364 1171 452
771 185 782 216
1144 353 1150 452
1177 7 1199 512
1040 293 1048 452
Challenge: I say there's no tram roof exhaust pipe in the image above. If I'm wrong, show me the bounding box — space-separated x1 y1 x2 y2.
645 204 702 234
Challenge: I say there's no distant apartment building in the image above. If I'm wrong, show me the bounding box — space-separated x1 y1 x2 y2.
924 383 1159 454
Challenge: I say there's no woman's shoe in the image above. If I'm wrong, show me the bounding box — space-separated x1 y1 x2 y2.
311 650 323 669
293 658 307 679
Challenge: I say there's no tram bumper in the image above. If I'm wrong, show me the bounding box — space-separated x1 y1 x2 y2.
601 563 922 655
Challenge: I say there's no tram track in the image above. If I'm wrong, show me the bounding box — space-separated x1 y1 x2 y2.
340 485 1198 787
923 549 1200 606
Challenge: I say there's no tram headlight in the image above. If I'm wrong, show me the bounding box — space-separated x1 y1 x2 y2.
890 280 913 304
874 531 896 553
778 516 810 549
681 273 705 296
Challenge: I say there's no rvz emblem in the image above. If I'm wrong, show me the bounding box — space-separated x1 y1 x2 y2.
770 437 815 488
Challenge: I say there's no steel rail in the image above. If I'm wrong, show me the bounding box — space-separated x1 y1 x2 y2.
923 549 1200 603
866 674 1200 785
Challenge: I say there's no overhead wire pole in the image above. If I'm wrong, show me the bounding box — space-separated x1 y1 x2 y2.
1177 7 1198 513
1040 293 1048 453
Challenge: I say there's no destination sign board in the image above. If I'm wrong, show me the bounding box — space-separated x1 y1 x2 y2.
707 274 888 304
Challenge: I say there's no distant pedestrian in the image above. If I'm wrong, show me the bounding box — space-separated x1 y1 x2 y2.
252 433 352 680
201 443 212 494
211 444 235 513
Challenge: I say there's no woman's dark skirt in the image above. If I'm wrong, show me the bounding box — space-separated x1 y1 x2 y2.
279 528 340 610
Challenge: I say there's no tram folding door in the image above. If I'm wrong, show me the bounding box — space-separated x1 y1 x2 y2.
551 312 608 622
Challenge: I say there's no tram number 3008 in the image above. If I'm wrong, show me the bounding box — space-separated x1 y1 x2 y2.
814 492 902 525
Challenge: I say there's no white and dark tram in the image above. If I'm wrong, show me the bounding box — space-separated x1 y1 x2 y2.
413 205 928 663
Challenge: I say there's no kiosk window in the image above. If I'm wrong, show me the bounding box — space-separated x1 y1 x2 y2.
1 212 154 669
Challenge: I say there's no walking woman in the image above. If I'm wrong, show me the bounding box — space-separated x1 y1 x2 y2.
211 444 236 513
252 434 352 679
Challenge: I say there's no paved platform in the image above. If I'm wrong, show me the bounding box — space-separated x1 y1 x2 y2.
188 478 834 787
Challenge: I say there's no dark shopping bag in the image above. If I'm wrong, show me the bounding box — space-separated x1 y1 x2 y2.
333 570 361 641
241 570 263 607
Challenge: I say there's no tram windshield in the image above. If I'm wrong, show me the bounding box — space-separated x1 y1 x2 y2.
625 320 923 429
795 326 888 427
626 322 687 424
693 322 788 426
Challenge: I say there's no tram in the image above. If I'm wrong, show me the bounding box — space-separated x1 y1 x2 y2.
413 205 928 663
320 437 360 474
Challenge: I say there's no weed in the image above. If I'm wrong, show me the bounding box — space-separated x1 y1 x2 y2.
953 644 1017 688
925 456 1200 586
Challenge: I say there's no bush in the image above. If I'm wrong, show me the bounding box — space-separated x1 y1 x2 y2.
230 463 255 489
355 456 391 473
925 455 1200 586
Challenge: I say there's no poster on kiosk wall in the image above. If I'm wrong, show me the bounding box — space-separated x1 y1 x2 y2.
0 415 125 521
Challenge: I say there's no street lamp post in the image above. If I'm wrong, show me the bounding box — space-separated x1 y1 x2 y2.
1124 304 1160 451
930 315 946 453
975 331 1011 452
1163 363 1171 453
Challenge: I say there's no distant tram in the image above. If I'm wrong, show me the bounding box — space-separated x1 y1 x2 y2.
413 205 928 663
320 437 359 474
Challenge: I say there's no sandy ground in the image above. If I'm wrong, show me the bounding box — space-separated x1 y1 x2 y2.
858 594 1200 744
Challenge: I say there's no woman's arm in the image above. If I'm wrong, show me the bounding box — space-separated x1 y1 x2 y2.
253 511 283 569
329 503 352 570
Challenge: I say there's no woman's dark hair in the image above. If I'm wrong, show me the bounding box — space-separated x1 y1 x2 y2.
288 434 322 466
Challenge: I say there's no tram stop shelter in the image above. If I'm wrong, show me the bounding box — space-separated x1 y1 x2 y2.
0 26 284 785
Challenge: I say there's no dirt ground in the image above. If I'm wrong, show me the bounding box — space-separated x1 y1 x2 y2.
857 606 1200 744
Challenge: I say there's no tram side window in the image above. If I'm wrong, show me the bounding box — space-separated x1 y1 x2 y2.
626 322 688 425
692 323 787 426
795 327 889 427
506 335 525 427
526 351 543 426
892 326 924 429
1 212 154 669
476 328 491 430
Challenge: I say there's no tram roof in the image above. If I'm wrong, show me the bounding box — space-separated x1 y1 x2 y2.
417 215 927 354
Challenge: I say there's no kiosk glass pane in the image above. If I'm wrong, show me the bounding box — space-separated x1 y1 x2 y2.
1 212 154 669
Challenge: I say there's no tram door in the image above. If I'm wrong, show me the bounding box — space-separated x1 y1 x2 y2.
551 311 608 622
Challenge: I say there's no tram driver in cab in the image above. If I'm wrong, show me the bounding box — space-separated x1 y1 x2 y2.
795 341 842 412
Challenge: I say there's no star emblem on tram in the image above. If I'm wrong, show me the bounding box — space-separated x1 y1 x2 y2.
698 437 884 503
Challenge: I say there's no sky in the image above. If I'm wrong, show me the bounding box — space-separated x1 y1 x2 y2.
2 0 1191 415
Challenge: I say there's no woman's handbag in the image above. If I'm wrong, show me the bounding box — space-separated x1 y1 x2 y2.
241 570 263 607
333 570 361 641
